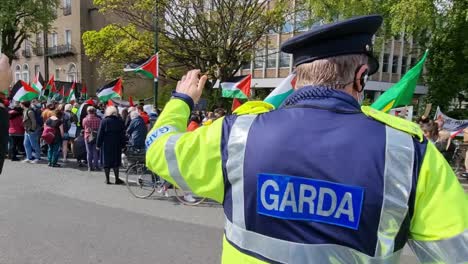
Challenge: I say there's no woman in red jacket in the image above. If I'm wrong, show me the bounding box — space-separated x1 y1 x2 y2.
8 106 25 161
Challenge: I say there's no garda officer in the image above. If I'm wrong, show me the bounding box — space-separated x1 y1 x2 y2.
146 15 468 263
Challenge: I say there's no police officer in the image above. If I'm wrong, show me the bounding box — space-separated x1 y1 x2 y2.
146 15 468 264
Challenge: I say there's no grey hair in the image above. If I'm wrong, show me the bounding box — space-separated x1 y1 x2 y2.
105 106 119 117
87 106 96 114
64 104 73 112
295 54 369 89
130 110 140 119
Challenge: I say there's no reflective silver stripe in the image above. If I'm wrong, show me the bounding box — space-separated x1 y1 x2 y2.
226 115 257 229
375 126 414 256
164 133 190 191
225 217 402 264
409 230 468 263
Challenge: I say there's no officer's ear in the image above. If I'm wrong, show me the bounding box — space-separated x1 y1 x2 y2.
353 64 369 93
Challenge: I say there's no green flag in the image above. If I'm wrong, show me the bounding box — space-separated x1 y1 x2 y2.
371 50 428 112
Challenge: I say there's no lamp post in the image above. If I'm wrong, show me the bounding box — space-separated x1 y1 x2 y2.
153 2 159 108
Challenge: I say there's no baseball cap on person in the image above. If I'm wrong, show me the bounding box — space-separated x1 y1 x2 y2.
280 15 383 75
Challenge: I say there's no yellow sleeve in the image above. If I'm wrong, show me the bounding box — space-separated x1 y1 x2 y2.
409 142 468 263
145 99 225 203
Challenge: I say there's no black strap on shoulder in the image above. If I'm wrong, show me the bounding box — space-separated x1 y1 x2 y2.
283 104 362 114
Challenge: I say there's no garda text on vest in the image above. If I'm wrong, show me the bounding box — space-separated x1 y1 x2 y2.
257 173 364 230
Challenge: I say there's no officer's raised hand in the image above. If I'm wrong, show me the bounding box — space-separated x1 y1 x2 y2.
176 69 208 103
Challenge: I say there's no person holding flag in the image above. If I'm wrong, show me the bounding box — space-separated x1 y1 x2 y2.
145 15 467 263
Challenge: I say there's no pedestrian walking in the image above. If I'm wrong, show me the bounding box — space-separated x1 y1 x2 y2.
96 106 126 184
44 110 64 167
82 106 101 171
145 15 468 263
21 101 41 163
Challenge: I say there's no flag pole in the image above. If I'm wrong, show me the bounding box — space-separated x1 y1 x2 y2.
153 3 159 108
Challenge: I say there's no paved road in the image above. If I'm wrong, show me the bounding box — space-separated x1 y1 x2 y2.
2 160 465 263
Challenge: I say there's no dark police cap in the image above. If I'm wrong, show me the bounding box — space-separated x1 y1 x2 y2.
281 15 383 75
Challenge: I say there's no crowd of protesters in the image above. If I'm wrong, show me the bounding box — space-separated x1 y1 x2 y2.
1 95 227 185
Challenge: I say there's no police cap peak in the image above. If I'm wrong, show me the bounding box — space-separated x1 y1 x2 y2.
281 15 383 75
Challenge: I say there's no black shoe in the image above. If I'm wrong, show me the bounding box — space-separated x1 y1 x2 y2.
52 164 62 168
115 179 125 185
88 167 94 172
462 172 468 178
105 181 112 184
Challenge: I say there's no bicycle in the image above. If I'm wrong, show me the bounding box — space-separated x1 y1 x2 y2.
124 147 206 205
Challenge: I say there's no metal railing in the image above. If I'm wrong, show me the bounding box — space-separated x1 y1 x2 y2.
33 46 44 56
47 44 74 57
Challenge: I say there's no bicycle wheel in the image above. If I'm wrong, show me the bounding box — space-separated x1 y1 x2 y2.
126 163 157 199
174 186 206 206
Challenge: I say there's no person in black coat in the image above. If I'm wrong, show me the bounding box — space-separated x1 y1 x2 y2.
96 106 126 184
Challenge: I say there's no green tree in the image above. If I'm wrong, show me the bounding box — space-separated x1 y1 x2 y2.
0 0 59 63
426 0 468 110
83 0 291 104
303 0 468 108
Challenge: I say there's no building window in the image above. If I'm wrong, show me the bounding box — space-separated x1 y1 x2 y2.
34 65 40 76
67 63 77 82
392 55 398 74
267 48 277 69
279 52 291 68
63 0 71 15
15 65 21 82
51 33 58 47
35 33 42 47
295 10 309 32
22 64 30 84
65 30 72 46
254 49 265 69
241 61 251 70
382 53 389 73
282 14 294 33
401 56 408 74
55 68 60 80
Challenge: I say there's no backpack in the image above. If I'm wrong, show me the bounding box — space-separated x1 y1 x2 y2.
41 125 56 144
86 127 97 144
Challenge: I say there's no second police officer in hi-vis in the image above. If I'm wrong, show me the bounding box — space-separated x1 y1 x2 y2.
146 15 468 264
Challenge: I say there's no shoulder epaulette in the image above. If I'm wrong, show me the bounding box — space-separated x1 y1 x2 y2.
361 106 424 142
233 101 275 115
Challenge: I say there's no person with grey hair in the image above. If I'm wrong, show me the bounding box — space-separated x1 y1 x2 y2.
145 15 468 263
126 110 147 149
96 106 126 184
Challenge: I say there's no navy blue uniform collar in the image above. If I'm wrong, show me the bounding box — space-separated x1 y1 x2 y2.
281 86 361 113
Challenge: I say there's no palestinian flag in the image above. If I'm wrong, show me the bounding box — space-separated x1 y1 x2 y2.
81 83 88 99
66 82 76 103
264 73 296 109
124 54 158 79
221 75 251 99
46 75 56 97
32 72 45 93
11 80 40 102
97 78 123 102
